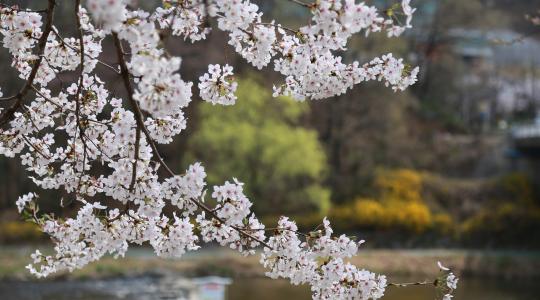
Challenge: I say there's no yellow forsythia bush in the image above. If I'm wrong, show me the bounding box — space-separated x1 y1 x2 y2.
285 169 456 234
375 168 423 203
384 201 433 233
329 198 434 233
328 169 441 233
353 198 387 227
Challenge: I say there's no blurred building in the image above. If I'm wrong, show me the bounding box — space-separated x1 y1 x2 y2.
408 0 540 130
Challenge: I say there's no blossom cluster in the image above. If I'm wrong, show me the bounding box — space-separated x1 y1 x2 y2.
199 64 238 105
261 217 386 299
0 8 42 55
86 0 127 33
437 261 459 300
154 0 211 42
0 1 439 299
209 0 418 100
16 192 36 213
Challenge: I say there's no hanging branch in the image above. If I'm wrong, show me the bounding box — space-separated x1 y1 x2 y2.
0 0 56 127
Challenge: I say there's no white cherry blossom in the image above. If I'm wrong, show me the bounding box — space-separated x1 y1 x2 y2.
16 192 36 213
447 273 459 290
86 0 127 33
199 64 238 105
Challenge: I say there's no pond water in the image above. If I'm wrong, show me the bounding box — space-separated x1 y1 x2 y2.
229 277 540 300
0 275 538 300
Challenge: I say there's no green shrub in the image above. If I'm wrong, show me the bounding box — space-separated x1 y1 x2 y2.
461 203 540 247
184 76 329 216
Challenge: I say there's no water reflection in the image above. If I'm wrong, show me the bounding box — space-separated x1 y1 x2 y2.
0 276 538 300
229 277 540 300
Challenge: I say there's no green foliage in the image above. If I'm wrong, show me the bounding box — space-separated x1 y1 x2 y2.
459 173 540 247
461 203 540 247
184 76 329 215
496 172 535 205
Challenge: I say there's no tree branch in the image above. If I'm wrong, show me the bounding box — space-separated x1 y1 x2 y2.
112 33 174 176
74 0 88 169
111 33 143 192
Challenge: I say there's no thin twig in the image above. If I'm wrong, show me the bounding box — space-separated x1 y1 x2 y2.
387 280 432 287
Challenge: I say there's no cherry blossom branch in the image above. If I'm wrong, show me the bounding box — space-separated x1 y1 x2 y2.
111 33 144 193
0 0 56 127
50 28 119 75
21 135 51 160
0 2 443 299
111 32 271 248
112 33 175 176
30 86 70 111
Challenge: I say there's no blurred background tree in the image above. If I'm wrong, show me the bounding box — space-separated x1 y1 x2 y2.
183 77 330 216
